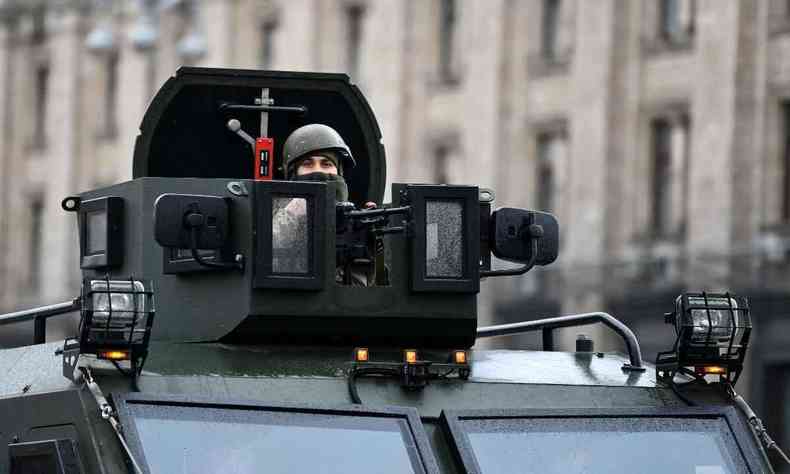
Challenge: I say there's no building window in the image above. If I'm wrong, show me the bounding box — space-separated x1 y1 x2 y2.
438 0 458 84
345 4 365 79
33 64 49 149
29 199 44 290
541 0 561 61
529 0 572 77
650 113 690 238
532 125 568 218
434 144 450 184
31 6 47 45
260 20 278 69
651 119 672 235
536 133 557 212
99 52 119 139
658 0 695 44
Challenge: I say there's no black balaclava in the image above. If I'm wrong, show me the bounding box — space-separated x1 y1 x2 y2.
294 172 349 202
290 151 349 202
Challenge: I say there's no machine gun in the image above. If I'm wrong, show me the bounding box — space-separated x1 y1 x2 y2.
335 202 410 286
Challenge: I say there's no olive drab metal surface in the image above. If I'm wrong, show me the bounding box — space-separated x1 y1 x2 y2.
0 67 784 474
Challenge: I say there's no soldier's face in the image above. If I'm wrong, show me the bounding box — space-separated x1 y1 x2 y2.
297 155 338 176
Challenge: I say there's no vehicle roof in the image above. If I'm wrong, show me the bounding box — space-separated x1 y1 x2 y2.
0 341 671 420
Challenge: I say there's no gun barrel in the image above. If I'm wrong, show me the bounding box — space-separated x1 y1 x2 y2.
347 205 410 219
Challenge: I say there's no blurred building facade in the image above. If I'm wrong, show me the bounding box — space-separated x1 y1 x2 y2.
1 0 790 462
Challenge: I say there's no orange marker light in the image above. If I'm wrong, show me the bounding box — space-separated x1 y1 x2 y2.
99 350 129 361
354 347 369 362
404 349 418 364
700 366 727 375
453 350 468 365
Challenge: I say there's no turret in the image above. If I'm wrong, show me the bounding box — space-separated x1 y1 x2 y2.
59 67 558 361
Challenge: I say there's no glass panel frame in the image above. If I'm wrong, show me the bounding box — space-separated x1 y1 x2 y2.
253 181 327 290
8 438 84 474
440 407 770 474
78 196 124 269
407 185 479 293
115 393 440 474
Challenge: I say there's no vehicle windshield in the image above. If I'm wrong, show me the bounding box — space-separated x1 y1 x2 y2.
125 403 426 474
460 417 749 474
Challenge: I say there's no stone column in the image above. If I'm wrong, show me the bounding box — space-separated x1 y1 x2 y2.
274 0 316 70
560 0 616 350
113 9 160 181
357 0 406 201
200 0 234 67
0 19 12 309
460 0 506 328
603 0 642 258
687 0 739 269
41 8 84 302
729 0 767 287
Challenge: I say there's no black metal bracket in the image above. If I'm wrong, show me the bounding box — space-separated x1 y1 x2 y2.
477 311 646 372
350 359 471 395
219 102 308 115
401 361 431 390
60 338 81 382
480 238 540 277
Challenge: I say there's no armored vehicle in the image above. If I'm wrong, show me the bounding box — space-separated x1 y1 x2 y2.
1 68 788 473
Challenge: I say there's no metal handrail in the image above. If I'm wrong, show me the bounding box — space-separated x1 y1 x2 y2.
477 311 646 371
0 298 80 344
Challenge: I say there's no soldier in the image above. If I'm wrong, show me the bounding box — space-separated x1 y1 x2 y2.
274 124 378 286
282 123 355 198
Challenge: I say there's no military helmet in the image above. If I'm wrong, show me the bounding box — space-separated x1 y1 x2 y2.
283 124 356 178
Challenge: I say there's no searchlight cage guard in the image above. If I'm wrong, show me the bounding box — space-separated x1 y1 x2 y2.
62 276 155 381
656 291 751 385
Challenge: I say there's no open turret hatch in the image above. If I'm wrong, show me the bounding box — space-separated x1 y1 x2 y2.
132 67 386 204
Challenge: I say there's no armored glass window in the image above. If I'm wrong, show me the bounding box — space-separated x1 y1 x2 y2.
425 200 463 278
254 181 326 290
468 418 744 473
78 196 124 269
442 408 766 474
408 185 479 292
271 196 310 274
86 210 107 255
763 364 790 468
117 396 439 474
